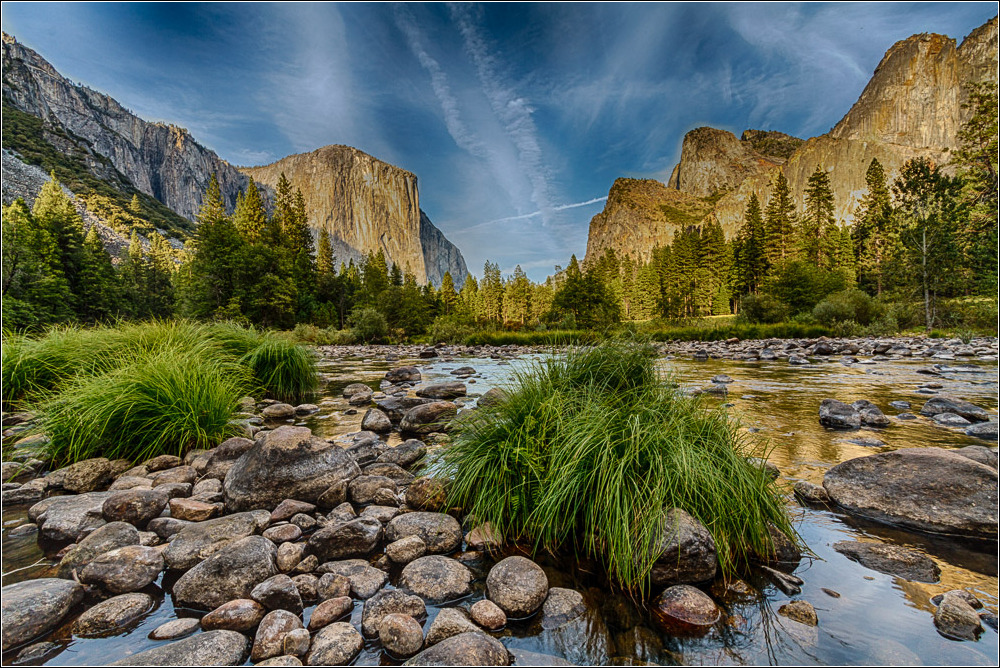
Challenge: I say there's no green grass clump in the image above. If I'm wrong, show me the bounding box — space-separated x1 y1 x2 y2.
40 349 246 467
240 337 318 403
443 339 793 592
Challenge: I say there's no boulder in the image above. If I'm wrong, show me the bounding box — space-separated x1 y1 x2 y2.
405 477 449 511
163 511 270 570
385 512 463 554
29 491 113 542
73 593 153 636
778 600 818 626
361 589 426 636
109 630 250 666
851 401 891 428
251 575 304 614
169 497 220 521
403 632 509 666
387 535 428 564
57 521 139 579
200 437 255 480
348 475 397 505
317 573 352 601
308 517 382 561
172 535 279 610
934 591 985 641
470 599 507 631
151 466 198 487
363 462 414 485
650 508 717 586
1 578 85 651
965 421 999 441
477 388 508 408
416 382 467 399
224 426 361 512
823 447 998 539
102 488 169 526
361 408 392 433
59 457 113 493
308 596 353 631
400 555 473 603
79 545 164 593
400 402 457 434
343 383 375 398
148 618 200 640
832 541 940 582
486 556 549 618
793 480 830 504
201 599 267 632
262 403 296 419
305 622 364 666
818 399 860 430
920 396 990 422
954 445 998 469
377 439 427 469
539 588 585 629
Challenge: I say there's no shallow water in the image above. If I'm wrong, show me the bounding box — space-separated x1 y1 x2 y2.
3 349 997 666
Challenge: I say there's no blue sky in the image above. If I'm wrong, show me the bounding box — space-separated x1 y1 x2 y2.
3 2 995 281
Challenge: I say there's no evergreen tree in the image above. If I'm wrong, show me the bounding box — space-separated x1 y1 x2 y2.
439 271 458 315
361 251 390 306
733 192 768 295
505 266 532 325
480 261 504 323
800 166 837 266
852 159 894 295
764 171 796 266
119 231 148 317
233 179 267 244
458 274 480 318
77 226 121 322
129 193 142 214
631 261 660 319
33 174 87 315
551 255 619 328
179 174 242 319
146 233 176 318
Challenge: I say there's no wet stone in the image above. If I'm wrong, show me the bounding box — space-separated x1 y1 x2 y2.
651 585 720 636
362 589 427 637
201 599 267 632
400 555 473 603
778 600 818 626
793 480 830 504
252 574 305 614
271 499 317 523
935 594 987 641
403 631 509 666
57 521 140 579
79 545 164 594
109 629 250 666
833 541 940 582
386 535 428 564
169 497 220 521
385 512 462 554
471 599 507 631
252 609 304 662
264 523 303 544
540 588 585 629
73 593 154 637
102 488 169 526
317 573 351 601
308 596 353 631
318 559 388 599
306 623 364 665
292 574 319 602
148 617 200 640
380 612 425 658
1 578 85 651
486 556 549 619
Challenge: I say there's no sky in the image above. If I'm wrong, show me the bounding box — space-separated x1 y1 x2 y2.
2 2 996 281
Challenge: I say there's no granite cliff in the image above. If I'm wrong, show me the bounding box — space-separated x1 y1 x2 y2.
241 146 467 286
585 17 998 260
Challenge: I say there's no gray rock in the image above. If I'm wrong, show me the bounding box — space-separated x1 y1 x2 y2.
757 523 802 571
110 629 250 666
73 593 153 636
386 535 428 564
59 457 113 493
400 402 457 434
477 388 508 408
308 516 383 561
377 439 427 469
363 462 415 485
317 573 352 601
852 401 890 428
540 588 585 629
385 512 462 554
651 584 720 636
818 399 860 430
426 608 480 646
263 403 296 419
486 556 549 618
361 589 426 636
385 367 421 383
263 524 303 544
833 541 940 582
360 504 400 523
147 517 192 540
252 609 304 662
953 445 998 469
793 481 830 504
348 388 374 406
934 591 983 641
317 559 387 599
933 412 971 427
920 396 990 422
307 596 353 631
650 508 717 586
200 599 267 632
163 510 270 570
13 641 61 664
400 555 473 603
102 488 169 526
965 421 999 441
306 622 364 666
148 618 200 640
252 574 304 614
348 475 397 505
343 383 375 398
172 535 279 610
361 408 392 433
270 499 317 522
57 521 140 579
1 578 85 651
29 491 113 542
80 545 164 593
403 632 510 666
224 426 361 512
200 437 255 480
405 477 449 511
380 612 425 658
145 454 183 472
416 382 467 399
2 477 46 505
778 599 818 626
470 599 507 631
823 447 998 539
151 466 198 487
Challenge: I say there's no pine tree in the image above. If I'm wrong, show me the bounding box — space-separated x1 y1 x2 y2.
852 159 894 295
77 226 121 322
801 166 837 267
179 174 242 318
505 265 532 325
33 174 87 315
733 192 767 295
439 271 458 315
480 261 504 323
233 179 268 244
764 171 796 266
146 233 176 317
129 193 142 214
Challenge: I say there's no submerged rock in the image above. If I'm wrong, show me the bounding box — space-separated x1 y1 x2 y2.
403 632 509 666
400 402 457 434
778 600 818 626
832 541 940 582
361 589 426 637
818 399 860 430
920 396 990 422
934 591 984 641
650 508 717 586
379 612 425 658
73 593 154 637
110 630 250 666
650 585 719 636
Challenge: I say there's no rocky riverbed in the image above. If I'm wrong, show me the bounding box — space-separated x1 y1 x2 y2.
2 335 997 666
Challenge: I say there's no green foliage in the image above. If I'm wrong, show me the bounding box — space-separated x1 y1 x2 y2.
348 307 389 343
443 340 794 591
765 259 849 315
428 314 476 344
812 289 883 326
738 294 789 324
240 337 317 403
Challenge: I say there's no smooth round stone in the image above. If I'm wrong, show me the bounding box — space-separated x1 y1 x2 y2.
470 599 507 630
264 524 303 544
650 585 720 636
778 599 818 626
79 545 164 594
379 613 424 658
305 622 364 665
200 599 267 632
486 556 549 618
252 609 304 662
308 596 353 631
317 573 351 601
400 556 473 603
148 617 200 640
73 593 154 637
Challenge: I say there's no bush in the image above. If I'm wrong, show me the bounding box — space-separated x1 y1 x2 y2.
863 315 900 337
812 289 882 326
442 340 794 592
766 259 849 314
348 307 389 344
738 294 789 324
427 315 476 344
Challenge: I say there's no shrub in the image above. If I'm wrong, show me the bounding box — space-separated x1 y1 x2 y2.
348 307 389 343
427 315 476 344
812 289 882 326
738 294 789 324
442 340 794 592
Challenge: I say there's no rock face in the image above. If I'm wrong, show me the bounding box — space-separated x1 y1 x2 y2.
2 33 249 220
241 145 467 287
666 127 792 199
823 447 998 539
224 426 361 512
1 578 85 651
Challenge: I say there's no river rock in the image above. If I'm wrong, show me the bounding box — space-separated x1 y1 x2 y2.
317 573 352 600
57 521 140 578
163 510 270 570
201 599 267 632
486 556 549 618
2 477 47 505
852 401 891 428
965 421 999 441
308 517 382 561
73 592 153 636
80 545 164 593
60 457 113 493
818 399 860 429
252 609 304 662
102 488 169 526
405 477 449 511
316 559 387 599
416 382 467 399
400 555 473 603
148 617 200 640
151 466 198 487
400 402 457 434
252 574 304 614
263 524 302 545
953 445 998 469
147 516 192 540
650 508 717 586
200 437 255 480
832 541 940 582
30 491 113 542
172 535 278 610
778 599 818 626
109 629 250 666
343 382 374 398
306 621 364 666
650 584 719 636
540 588 585 629
793 480 830 504
934 591 984 641
348 387 374 406
271 499 317 523
364 461 415 485
426 608 480 645
403 631 509 666
377 439 427 469
386 367 421 383
308 596 353 631
169 497 220 521
263 403 296 419
934 412 972 427
224 426 361 512
466 523 501 551
361 408 393 433
823 447 998 539
349 475 397 505
920 396 990 422
380 612 425 658
1 578 85 651
385 512 462 554
362 589 426 636
385 536 426 565
757 523 801 571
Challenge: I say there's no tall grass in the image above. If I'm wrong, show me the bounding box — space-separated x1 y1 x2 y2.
40 349 246 466
443 340 793 592
240 337 318 403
